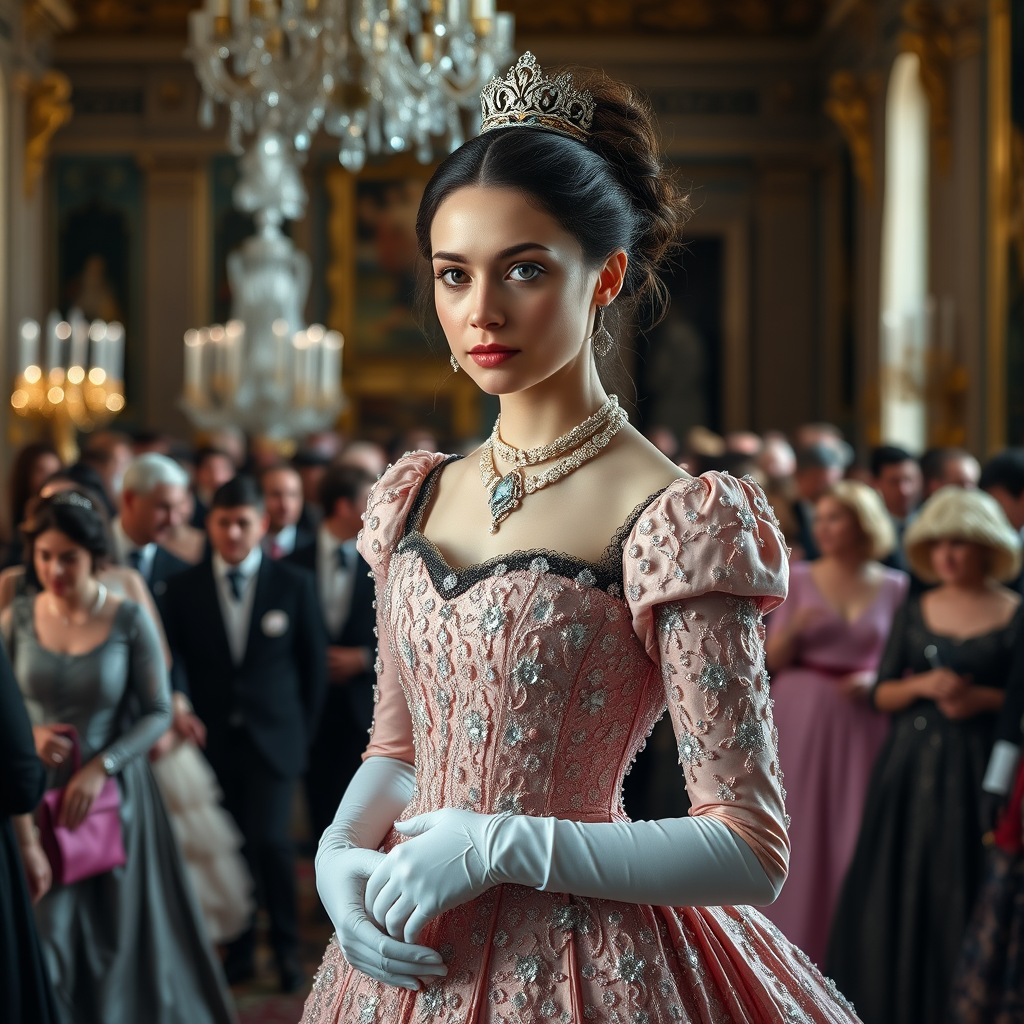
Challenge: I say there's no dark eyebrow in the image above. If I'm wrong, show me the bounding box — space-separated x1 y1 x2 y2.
431 242 552 262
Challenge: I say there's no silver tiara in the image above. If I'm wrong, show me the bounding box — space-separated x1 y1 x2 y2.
480 52 596 144
52 491 93 510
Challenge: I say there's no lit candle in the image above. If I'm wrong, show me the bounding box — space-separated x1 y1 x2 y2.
225 319 244 395
82 320 103 373
53 320 72 374
321 331 343 402
494 11 513 49
209 324 226 397
107 322 125 382
471 0 494 19
184 329 203 399
272 318 289 383
292 330 311 403
18 319 40 375
67 310 88 370
189 9 212 44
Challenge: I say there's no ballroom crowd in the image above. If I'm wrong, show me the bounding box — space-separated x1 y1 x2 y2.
1 420 1023 1024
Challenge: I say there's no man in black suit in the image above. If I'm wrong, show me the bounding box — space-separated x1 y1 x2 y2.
287 464 376 845
112 453 192 600
791 443 845 560
161 476 328 992
870 445 922 573
261 464 314 559
981 449 1024 595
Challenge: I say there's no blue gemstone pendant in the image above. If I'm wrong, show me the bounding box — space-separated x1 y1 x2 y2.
487 468 524 533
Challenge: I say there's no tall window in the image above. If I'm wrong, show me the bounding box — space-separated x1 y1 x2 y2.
879 52 930 452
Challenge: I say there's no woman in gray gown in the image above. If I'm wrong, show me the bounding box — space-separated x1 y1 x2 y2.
0 490 236 1024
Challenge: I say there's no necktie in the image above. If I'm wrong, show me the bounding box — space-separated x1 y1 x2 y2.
271 541 283 559
127 549 142 573
336 545 349 570
226 569 244 602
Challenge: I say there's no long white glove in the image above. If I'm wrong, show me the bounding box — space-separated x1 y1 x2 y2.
364 807 778 943
315 756 449 990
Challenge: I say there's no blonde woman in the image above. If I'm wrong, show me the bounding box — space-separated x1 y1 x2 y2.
827 486 1023 1024
765 481 908 967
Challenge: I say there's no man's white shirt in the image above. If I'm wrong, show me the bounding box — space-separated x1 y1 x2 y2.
112 517 156 582
317 525 358 639
213 546 262 665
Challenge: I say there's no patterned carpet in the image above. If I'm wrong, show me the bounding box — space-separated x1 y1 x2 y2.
233 859 333 1024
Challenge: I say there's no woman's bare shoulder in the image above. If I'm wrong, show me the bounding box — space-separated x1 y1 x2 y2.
601 427 688 507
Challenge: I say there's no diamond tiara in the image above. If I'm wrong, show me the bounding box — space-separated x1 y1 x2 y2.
52 491 94 510
480 52 596 144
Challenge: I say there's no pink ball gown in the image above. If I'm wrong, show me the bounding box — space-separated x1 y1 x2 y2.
763 560 908 967
302 452 862 1024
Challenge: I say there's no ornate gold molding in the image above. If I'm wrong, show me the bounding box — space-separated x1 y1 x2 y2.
18 71 74 198
899 0 981 174
824 70 875 200
60 0 827 36
986 0 1010 452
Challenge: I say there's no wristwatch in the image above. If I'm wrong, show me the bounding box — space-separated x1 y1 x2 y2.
101 752 117 776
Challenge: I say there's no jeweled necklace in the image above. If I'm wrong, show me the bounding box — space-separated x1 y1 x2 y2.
490 395 620 467
48 581 107 628
480 400 628 533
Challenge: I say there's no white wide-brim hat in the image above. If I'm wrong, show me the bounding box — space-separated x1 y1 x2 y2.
904 485 1023 584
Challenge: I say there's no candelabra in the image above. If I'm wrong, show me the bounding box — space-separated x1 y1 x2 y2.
10 312 126 462
183 317 343 437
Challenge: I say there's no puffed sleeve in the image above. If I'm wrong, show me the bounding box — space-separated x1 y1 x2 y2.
625 472 791 889
358 451 450 766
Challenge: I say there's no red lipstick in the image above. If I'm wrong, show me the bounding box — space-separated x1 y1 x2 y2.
469 345 518 368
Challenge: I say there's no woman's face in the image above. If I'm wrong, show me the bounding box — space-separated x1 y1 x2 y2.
33 529 94 598
930 537 989 586
430 185 617 395
29 453 62 497
812 496 866 559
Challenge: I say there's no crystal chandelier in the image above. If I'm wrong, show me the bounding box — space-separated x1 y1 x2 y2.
188 0 514 173
183 0 514 442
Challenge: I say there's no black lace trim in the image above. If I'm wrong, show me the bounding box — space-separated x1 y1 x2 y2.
396 454 673 598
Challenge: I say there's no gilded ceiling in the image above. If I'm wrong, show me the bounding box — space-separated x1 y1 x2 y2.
62 0 829 36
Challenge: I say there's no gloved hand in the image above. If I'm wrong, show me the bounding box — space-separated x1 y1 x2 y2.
317 844 448 990
365 806 778 944
315 756 448 990
364 808 512 943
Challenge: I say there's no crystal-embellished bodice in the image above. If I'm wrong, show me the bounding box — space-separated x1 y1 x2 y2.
388 533 664 825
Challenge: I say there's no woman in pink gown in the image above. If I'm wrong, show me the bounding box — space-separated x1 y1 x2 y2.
765 482 908 966
302 55 863 1024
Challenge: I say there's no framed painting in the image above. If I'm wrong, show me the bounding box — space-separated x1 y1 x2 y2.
323 157 483 443
52 155 144 412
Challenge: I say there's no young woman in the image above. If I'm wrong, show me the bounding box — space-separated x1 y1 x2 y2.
764 481 908 966
827 486 1023 1024
0 492 236 1024
303 55 861 1024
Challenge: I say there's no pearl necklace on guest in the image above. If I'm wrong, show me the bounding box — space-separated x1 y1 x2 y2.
47 581 107 627
479 396 628 533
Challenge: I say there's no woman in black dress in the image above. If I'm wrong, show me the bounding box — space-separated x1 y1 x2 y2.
0 640 61 1023
826 486 1024 1024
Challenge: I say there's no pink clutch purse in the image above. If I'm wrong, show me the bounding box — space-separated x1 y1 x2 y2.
37 728 127 886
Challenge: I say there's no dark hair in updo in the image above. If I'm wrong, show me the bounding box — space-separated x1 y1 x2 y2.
20 489 110 587
415 70 690 353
